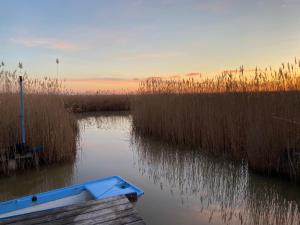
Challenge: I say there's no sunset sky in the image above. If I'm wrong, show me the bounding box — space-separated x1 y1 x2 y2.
1 0 300 92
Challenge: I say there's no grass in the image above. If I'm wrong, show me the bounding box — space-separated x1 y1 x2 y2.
0 67 78 174
132 59 300 181
63 94 131 113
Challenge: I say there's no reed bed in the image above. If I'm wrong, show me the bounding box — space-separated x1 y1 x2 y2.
63 94 131 113
0 67 78 174
132 59 300 181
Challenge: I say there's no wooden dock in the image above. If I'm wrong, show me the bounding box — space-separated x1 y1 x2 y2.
0 195 146 225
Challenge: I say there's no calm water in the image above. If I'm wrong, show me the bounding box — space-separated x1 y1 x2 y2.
0 112 299 225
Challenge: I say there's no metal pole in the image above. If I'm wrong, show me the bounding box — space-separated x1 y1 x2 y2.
56 58 59 80
19 76 26 145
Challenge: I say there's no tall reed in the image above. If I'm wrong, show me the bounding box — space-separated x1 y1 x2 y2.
132 60 300 181
0 66 78 174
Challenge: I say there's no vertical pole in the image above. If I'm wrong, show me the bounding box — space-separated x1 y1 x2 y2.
19 76 26 145
56 58 59 80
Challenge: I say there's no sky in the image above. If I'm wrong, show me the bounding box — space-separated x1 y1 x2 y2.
1 0 300 92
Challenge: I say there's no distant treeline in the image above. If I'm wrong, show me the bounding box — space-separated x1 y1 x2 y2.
63 94 131 113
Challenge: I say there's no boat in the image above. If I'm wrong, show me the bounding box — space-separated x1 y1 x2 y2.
0 175 144 220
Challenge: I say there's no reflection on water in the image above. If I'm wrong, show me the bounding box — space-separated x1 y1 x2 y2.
77 111 130 131
0 163 74 201
132 130 300 225
0 112 299 225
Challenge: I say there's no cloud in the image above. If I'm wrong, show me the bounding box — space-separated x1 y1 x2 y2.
67 77 141 82
185 72 201 77
11 37 79 50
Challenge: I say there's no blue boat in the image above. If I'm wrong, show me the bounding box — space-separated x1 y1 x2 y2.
0 176 144 220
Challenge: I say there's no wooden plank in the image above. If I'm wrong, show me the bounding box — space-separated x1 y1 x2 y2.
70 209 137 225
8 200 132 225
0 195 146 225
41 203 133 225
96 214 143 225
0 196 126 224
125 221 146 225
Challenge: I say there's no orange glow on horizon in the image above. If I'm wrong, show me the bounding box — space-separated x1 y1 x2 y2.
64 73 204 93
65 79 140 93
64 67 276 93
